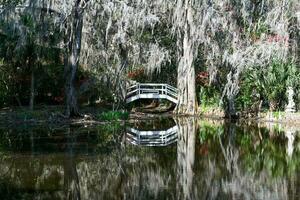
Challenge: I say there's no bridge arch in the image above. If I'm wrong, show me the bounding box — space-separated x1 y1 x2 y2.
126 83 178 104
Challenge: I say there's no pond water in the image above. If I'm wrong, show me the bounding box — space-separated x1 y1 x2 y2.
0 118 299 200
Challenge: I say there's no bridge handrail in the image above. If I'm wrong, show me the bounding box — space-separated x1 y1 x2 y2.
126 82 178 104
127 83 177 89
166 84 178 92
127 83 177 92
166 90 177 97
137 83 167 86
127 89 139 96
127 84 138 90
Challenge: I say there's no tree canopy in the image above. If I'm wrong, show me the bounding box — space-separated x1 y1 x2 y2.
0 0 299 117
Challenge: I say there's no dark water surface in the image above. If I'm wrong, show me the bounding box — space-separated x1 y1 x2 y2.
0 118 299 200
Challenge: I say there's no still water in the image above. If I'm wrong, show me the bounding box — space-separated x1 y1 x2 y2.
0 118 299 200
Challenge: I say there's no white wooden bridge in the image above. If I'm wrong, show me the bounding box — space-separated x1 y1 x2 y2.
126 83 178 104
126 125 178 146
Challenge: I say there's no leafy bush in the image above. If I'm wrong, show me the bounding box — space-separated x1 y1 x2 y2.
237 67 265 113
198 86 221 108
238 60 298 112
97 111 129 121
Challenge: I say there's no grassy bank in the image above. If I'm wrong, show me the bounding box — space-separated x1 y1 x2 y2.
2 105 300 127
0 106 130 126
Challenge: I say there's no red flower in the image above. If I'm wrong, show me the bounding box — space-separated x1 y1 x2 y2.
267 34 289 44
127 68 144 79
196 71 209 86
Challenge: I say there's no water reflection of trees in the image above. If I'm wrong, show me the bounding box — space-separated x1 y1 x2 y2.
176 117 196 200
195 122 300 200
0 129 177 199
0 121 300 199
218 123 288 200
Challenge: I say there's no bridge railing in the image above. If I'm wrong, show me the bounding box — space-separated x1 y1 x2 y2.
126 83 178 100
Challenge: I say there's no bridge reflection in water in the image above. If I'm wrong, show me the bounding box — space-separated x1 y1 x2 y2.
126 125 178 146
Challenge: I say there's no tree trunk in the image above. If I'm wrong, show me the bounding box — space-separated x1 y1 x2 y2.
175 2 197 115
29 70 35 111
64 0 84 118
224 71 239 119
226 97 236 119
114 43 128 109
176 57 197 115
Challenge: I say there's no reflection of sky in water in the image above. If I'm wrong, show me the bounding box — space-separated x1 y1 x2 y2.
0 120 299 199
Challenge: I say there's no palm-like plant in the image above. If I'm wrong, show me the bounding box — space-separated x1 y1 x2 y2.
262 60 289 111
239 60 298 113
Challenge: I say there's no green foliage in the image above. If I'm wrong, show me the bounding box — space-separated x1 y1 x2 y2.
97 111 129 121
286 62 300 87
0 0 22 6
247 20 269 40
0 10 64 107
0 0 298 116
237 67 264 112
15 110 47 120
238 60 299 112
0 58 13 107
198 86 221 107
264 61 289 103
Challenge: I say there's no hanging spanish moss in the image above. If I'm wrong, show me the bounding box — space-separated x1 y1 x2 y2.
0 0 299 116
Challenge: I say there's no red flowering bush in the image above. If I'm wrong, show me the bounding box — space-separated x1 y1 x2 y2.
196 71 209 86
127 68 145 81
267 35 289 44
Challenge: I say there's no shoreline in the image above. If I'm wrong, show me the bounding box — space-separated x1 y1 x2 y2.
1 106 300 129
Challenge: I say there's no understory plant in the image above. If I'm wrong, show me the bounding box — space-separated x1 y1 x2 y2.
263 60 288 111
238 60 298 113
198 87 221 108
97 111 129 121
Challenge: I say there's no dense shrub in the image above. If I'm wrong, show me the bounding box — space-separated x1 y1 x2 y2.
97 111 129 121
